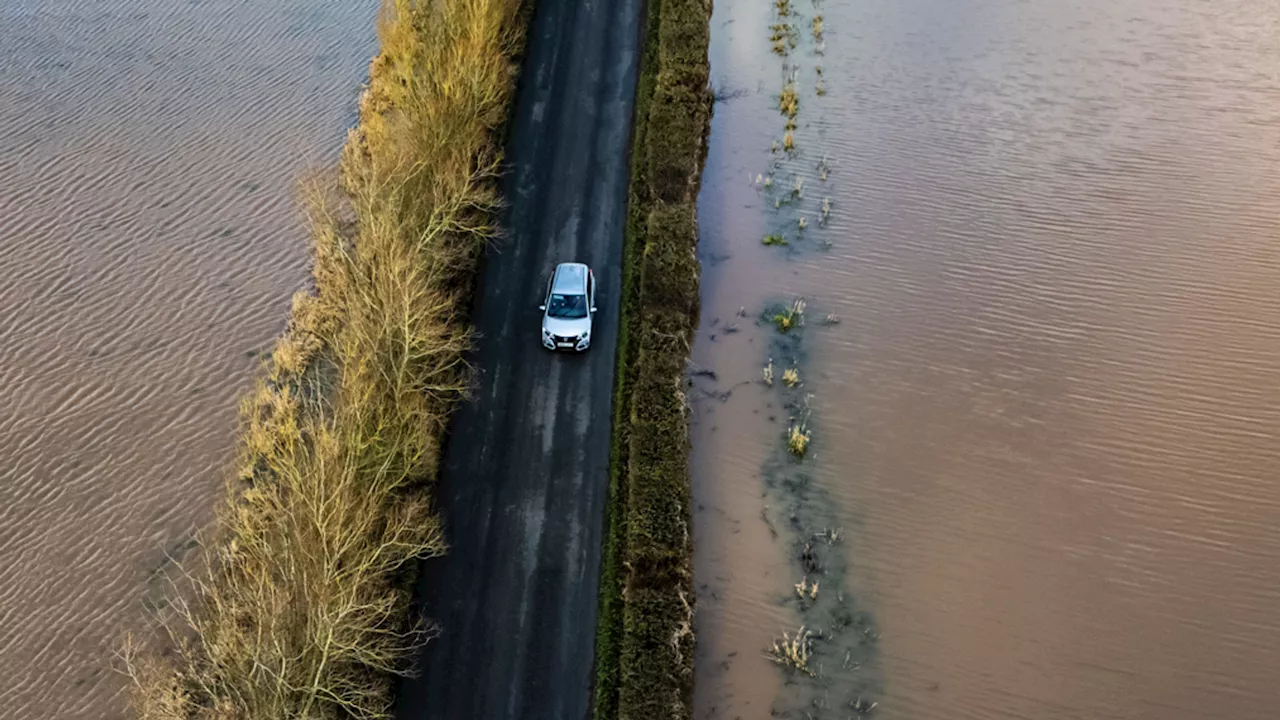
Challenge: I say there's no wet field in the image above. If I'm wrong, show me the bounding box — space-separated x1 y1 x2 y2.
690 0 1280 718
0 1 378 716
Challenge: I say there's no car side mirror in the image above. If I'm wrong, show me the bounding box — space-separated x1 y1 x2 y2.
539 305 546 311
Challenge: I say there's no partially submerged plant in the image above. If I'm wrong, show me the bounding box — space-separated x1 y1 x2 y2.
767 626 814 675
792 176 804 197
788 420 811 457
821 196 831 222
763 233 788 246
763 358 775 386
772 298 806 332
813 14 824 40
783 130 795 152
783 367 801 388
795 576 820 601
798 216 808 231
774 0 792 17
769 23 798 54
779 82 799 118
816 78 827 96
852 697 879 715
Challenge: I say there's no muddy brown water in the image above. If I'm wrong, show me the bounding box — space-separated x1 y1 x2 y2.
692 0 1280 718
0 2 378 716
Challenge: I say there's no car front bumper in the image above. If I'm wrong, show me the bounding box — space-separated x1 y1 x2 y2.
543 333 590 351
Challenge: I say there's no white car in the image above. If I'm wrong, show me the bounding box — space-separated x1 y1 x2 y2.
540 262 597 351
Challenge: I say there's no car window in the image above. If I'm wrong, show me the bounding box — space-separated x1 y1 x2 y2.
547 293 588 319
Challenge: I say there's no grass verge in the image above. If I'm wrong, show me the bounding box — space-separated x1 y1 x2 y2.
123 1 528 718
593 0 713 718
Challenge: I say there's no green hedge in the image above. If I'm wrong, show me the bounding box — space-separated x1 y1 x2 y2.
594 0 712 718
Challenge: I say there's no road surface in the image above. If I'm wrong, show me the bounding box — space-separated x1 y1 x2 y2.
395 0 643 717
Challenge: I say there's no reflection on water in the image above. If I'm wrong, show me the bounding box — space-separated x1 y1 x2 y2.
0 1 377 716
692 0 1280 718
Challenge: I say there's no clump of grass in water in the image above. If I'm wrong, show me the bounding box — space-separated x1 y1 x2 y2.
769 23 798 55
797 216 808 232
792 176 804 198
773 298 805 332
812 14 824 41
788 419 811 457
783 367 800 388
774 0 792 17
821 197 831 224
794 576 819 602
779 82 799 118
763 233 788 246
783 130 796 152
767 626 814 675
763 358 775 386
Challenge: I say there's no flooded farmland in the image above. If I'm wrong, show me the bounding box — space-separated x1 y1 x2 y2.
690 0 1280 719
0 1 378 717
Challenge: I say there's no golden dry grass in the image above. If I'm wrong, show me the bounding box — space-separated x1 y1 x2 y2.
779 82 799 119
782 367 800 388
788 420 811 457
124 1 527 718
767 625 814 675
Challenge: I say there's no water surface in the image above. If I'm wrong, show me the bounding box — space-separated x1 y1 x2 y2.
0 1 378 716
692 0 1280 717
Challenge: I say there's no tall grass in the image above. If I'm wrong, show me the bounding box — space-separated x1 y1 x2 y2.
124 1 526 718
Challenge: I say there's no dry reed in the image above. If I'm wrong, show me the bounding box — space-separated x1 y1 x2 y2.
124 1 527 718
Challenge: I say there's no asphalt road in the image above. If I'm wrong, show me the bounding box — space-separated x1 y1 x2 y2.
395 0 643 717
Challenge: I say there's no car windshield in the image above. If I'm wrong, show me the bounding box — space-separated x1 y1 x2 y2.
547 293 588 319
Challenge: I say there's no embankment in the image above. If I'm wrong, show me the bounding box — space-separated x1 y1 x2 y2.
593 0 713 718
125 1 528 717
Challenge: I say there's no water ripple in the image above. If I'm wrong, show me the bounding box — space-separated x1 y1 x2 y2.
0 1 379 717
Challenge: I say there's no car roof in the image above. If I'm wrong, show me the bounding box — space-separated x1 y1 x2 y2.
552 263 588 294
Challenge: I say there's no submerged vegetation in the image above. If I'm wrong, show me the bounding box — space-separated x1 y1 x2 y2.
767 625 815 675
750 298 882 717
772 297 806 332
124 1 528 718
593 0 712 717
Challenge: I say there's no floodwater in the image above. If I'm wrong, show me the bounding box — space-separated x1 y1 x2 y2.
0 1 378 717
691 0 1280 719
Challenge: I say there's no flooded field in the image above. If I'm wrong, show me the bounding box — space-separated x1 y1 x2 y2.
0 1 378 716
691 0 1280 718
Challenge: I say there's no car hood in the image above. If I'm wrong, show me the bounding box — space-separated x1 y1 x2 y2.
543 315 592 336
